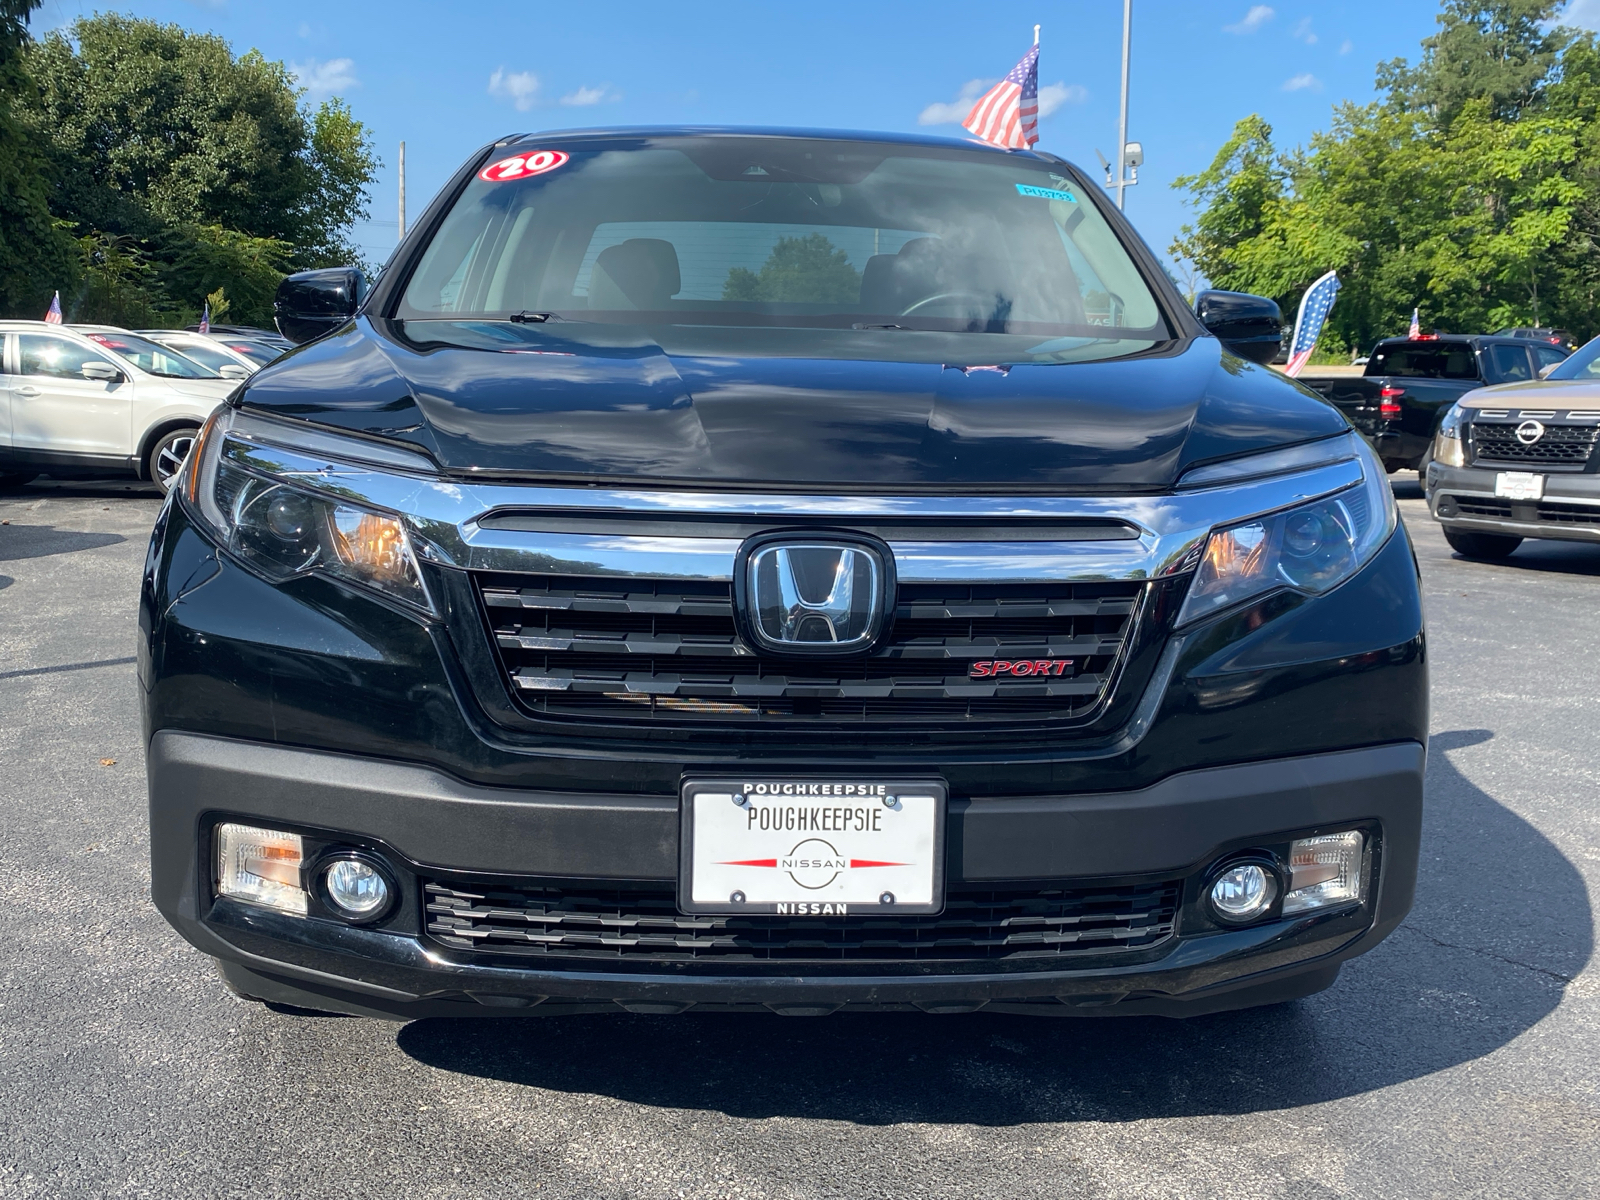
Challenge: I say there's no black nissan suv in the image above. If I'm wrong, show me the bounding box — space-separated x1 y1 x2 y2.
140 129 1426 1019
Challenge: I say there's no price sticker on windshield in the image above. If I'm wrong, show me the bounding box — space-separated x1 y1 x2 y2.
478 149 570 183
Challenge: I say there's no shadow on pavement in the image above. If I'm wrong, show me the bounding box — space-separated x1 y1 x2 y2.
1468 538 1600 577
0 524 126 562
396 728 1591 1123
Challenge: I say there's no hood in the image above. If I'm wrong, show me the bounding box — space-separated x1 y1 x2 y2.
238 318 1348 492
1457 377 1600 411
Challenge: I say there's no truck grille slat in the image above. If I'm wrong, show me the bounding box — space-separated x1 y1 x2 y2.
1470 420 1600 469
424 880 1181 962
477 574 1143 724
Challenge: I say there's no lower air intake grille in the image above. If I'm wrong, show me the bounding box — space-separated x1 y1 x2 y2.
476 573 1143 724
424 880 1181 962
1471 421 1600 469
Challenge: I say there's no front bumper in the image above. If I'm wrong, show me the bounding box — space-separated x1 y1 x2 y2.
1429 461 1600 541
151 732 1423 1018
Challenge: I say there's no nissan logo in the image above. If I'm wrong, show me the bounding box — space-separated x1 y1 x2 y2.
739 537 889 654
1516 419 1546 445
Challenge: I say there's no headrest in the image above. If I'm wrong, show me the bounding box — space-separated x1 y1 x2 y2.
589 238 682 310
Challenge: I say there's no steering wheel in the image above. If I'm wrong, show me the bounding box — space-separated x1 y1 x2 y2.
899 291 993 317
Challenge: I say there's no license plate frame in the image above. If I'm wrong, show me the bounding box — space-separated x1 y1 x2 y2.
1494 471 1545 501
678 777 946 916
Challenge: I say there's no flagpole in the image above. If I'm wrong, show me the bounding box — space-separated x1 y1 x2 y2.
398 141 407 242
1116 0 1132 210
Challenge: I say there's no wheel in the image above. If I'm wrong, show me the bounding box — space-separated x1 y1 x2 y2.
0 472 38 491
1444 528 1523 559
145 426 200 494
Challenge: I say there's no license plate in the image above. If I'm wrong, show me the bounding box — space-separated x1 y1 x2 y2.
1495 472 1545 500
679 777 945 915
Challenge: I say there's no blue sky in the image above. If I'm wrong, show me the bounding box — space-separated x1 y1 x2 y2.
31 1 1600 280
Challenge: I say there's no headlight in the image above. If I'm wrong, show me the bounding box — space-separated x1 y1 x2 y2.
183 407 436 614
1434 403 1466 468
1177 437 1397 626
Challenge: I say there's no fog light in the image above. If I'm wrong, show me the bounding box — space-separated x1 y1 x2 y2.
321 856 391 919
215 823 306 915
1209 863 1276 923
1284 831 1365 914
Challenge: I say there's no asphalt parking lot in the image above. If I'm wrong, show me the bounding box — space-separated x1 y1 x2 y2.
0 476 1595 1199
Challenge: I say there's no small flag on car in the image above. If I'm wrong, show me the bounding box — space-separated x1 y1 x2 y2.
199 300 210 334
1408 308 1420 338
962 34 1040 150
1285 270 1341 378
43 291 61 324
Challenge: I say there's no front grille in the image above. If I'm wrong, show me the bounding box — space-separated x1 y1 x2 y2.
1453 496 1514 519
476 573 1143 724
1446 496 1600 526
1470 421 1600 469
424 879 1181 962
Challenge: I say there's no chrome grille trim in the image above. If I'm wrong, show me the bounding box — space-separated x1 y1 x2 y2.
216 422 1368 585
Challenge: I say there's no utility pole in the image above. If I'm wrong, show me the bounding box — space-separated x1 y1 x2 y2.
398 141 407 242
1115 0 1131 211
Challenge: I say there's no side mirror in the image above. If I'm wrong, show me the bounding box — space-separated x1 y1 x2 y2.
81 360 122 382
1539 363 1558 380
218 364 252 379
1194 290 1283 365
274 266 367 345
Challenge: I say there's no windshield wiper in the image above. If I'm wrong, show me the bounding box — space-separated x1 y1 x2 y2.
852 322 908 331
508 311 563 324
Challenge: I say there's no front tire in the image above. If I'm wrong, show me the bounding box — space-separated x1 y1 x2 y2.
1444 528 1523 559
146 426 200 494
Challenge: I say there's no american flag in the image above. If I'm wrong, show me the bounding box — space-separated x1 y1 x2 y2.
963 42 1040 150
1284 270 1341 378
1408 308 1420 338
43 291 61 324
199 299 210 334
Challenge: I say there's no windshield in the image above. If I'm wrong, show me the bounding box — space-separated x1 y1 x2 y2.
154 338 245 373
1367 342 1479 380
396 136 1169 364
83 331 219 378
222 340 281 366
1545 334 1600 380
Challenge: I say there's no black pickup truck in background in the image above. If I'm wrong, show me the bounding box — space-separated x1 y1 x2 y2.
1299 335 1569 476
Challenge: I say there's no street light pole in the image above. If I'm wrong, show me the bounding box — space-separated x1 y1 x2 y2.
398 141 407 242
1116 0 1132 210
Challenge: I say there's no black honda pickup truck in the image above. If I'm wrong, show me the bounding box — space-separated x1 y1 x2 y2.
140 128 1425 1020
1301 334 1569 475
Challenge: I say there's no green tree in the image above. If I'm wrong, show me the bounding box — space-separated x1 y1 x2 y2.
724 234 862 304
0 0 76 316
1173 0 1597 350
1380 0 1567 124
18 13 378 324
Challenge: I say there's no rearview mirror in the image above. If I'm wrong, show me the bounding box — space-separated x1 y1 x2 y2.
80 361 122 382
274 267 367 345
1194 290 1283 365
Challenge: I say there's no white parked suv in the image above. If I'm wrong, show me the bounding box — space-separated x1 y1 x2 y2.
0 321 238 493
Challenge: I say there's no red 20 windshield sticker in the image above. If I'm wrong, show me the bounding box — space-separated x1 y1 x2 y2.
478 149 570 182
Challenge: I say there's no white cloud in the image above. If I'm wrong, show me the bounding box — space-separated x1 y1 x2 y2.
1037 81 1088 117
920 77 1086 127
1567 0 1600 30
919 78 990 126
1282 72 1322 92
489 67 540 112
290 57 357 100
1292 16 1317 44
1340 38 1353 54
1224 5 1275 34
560 84 619 106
